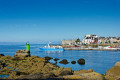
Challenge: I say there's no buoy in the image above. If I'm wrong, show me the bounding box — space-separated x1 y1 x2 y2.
26 42 30 51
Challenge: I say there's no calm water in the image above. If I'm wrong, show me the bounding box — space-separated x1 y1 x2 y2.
0 43 120 74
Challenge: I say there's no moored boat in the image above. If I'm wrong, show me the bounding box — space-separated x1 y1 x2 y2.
39 43 64 51
104 46 118 50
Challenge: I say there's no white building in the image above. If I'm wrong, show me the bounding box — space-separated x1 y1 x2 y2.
82 34 98 44
61 40 76 45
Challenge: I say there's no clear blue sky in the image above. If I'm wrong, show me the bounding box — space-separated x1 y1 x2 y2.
0 0 120 43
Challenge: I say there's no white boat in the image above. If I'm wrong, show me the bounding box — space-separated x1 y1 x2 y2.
104 46 118 50
39 43 64 51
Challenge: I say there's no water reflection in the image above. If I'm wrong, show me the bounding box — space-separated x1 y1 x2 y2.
0 75 9 79
40 51 64 54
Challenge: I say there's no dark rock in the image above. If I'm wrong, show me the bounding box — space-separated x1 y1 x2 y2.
44 56 53 61
12 57 24 61
59 59 69 65
0 54 4 57
116 77 120 80
77 58 85 65
0 61 7 68
53 58 60 61
16 71 29 76
71 61 76 64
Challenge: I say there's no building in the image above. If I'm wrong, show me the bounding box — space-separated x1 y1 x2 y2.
98 37 106 44
105 37 118 43
117 37 120 43
61 40 76 45
82 34 98 44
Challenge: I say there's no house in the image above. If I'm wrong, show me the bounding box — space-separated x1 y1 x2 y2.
98 37 106 44
82 34 98 44
106 37 118 43
117 37 120 43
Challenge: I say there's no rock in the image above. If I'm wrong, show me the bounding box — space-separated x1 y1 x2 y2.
115 61 120 67
61 75 86 80
73 70 91 75
88 69 94 72
1 55 12 60
44 56 53 61
16 50 30 53
71 61 76 64
105 66 120 80
105 61 120 80
17 73 55 79
53 58 60 61
59 59 69 65
0 61 7 68
0 54 4 57
51 67 72 76
77 58 85 65
62 72 105 80
59 68 72 76
41 63 57 74
51 67 64 76
14 50 30 59
116 77 120 80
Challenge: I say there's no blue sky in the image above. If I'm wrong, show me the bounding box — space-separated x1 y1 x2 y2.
0 0 120 43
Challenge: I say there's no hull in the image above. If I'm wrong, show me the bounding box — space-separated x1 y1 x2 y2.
39 48 64 51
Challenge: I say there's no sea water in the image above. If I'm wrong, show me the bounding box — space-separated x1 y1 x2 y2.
0 43 120 74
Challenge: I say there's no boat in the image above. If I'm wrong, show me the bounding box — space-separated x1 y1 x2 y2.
104 46 118 50
39 43 64 51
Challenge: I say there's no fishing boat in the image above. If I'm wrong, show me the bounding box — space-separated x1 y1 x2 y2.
39 43 64 51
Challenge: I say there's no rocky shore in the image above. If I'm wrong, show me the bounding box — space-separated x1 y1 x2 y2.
0 50 120 80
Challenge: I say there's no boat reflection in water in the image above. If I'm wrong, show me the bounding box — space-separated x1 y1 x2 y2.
42 51 64 54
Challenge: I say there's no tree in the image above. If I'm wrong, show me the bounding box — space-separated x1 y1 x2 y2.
75 38 80 43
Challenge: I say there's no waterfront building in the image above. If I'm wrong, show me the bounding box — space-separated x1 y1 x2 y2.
61 40 76 45
117 37 120 43
106 37 118 43
82 34 98 44
98 37 106 44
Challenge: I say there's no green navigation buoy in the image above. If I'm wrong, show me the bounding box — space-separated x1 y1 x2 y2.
26 42 30 51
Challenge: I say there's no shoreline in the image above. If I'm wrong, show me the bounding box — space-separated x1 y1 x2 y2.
0 55 120 80
0 53 120 80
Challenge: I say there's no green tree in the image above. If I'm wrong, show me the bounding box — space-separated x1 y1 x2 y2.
75 38 80 43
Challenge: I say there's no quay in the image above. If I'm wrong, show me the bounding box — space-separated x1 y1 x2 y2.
64 47 120 51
